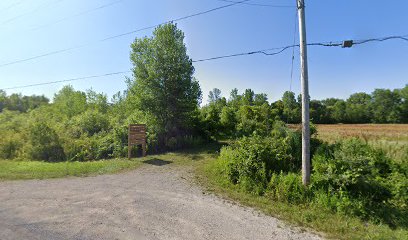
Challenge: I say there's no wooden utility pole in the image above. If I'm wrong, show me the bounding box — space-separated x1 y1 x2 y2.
297 0 310 185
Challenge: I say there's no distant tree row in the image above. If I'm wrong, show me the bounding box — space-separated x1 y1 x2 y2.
199 85 408 138
0 90 49 113
276 86 408 124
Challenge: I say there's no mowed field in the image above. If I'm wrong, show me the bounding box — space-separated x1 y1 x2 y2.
316 124 408 163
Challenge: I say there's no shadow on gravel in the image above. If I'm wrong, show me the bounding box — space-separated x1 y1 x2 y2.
143 159 173 166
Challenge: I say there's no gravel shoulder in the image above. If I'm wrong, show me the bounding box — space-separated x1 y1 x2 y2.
0 162 322 240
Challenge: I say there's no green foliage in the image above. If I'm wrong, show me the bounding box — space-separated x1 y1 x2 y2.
217 123 407 228
0 133 22 159
74 110 110 136
28 122 65 162
371 89 402 123
282 91 301 123
53 85 87 118
268 172 312 204
345 92 372 123
0 91 49 113
127 23 202 149
218 124 313 194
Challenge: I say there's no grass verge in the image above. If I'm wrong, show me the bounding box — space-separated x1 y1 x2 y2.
0 158 144 181
0 143 221 181
195 157 408 240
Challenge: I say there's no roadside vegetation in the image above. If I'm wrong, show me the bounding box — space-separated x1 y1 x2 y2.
0 23 407 239
0 158 143 181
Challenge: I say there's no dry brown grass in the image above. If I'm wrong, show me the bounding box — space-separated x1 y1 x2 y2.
316 124 408 142
289 124 408 163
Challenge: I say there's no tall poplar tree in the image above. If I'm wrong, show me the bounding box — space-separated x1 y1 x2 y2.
127 23 202 144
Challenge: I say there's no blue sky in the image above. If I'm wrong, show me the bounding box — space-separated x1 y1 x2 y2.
0 0 407 104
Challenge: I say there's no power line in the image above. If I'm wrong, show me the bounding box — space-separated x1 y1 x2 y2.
2 34 408 91
0 0 65 26
193 34 408 63
0 0 25 14
354 35 408 45
30 0 123 31
1 71 131 90
216 0 294 8
289 10 298 92
0 0 251 68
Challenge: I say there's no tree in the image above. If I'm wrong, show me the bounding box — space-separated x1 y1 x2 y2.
86 89 108 113
345 92 372 123
208 88 222 103
254 93 268 106
54 85 87 118
371 89 401 123
127 23 202 145
220 106 237 135
310 100 330 123
242 89 255 106
0 90 6 112
331 100 346 123
282 91 300 123
398 85 408 123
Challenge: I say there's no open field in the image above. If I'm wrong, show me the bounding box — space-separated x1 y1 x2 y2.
316 124 408 163
289 124 408 163
315 124 408 143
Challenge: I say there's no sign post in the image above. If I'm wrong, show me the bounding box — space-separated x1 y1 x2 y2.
128 124 147 159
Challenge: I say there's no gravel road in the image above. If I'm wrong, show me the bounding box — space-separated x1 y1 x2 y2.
0 161 322 240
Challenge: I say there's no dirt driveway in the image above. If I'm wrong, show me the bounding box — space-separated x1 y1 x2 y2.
0 161 322 240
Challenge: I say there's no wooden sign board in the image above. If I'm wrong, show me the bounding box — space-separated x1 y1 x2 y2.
128 124 147 158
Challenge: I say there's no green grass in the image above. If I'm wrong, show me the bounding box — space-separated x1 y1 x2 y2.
0 158 144 181
0 143 221 181
194 157 408 240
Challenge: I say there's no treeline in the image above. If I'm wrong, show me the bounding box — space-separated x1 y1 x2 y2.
199 85 408 138
0 90 49 113
1 82 407 161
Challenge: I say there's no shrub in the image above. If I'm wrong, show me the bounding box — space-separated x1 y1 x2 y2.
64 133 115 161
74 110 110 136
0 133 22 159
218 125 316 194
219 130 407 227
312 138 407 225
268 172 312 204
28 122 65 162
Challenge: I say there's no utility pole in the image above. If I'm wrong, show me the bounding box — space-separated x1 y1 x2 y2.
297 0 310 185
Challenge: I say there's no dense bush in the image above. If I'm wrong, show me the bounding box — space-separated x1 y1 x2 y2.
218 126 408 227
311 139 408 225
28 122 65 162
219 123 316 194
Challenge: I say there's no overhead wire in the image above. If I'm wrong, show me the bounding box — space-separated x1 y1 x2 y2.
0 0 65 26
285 8 298 124
289 10 298 92
30 0 123 31
0 0 25 14
1 71 131 90
353 35 408 45
2 34 408 91
0 0 251 68
216 0 294 8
